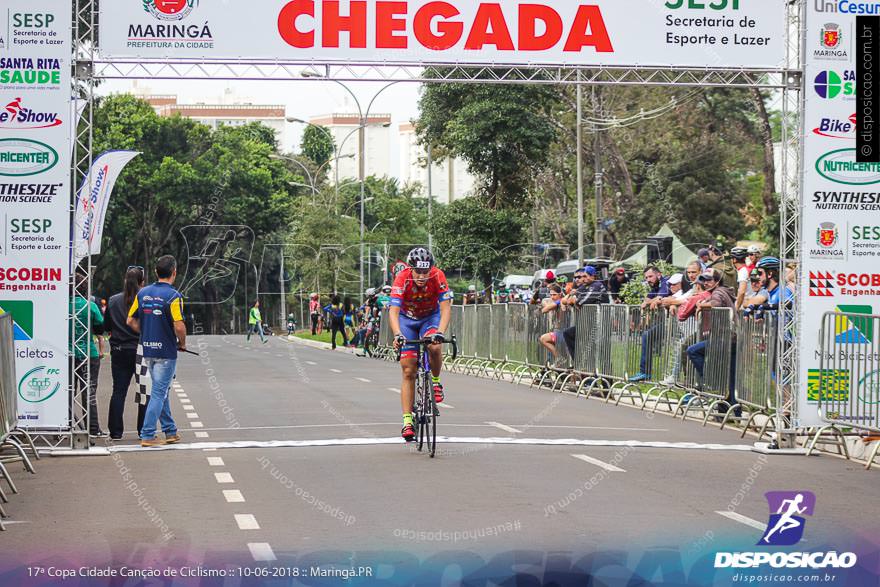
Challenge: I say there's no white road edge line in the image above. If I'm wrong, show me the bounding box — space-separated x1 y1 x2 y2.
571 453 626 473
248 543 276 562
223 490 245 503
715 511 767 532
485 421 522 434
235 514 260 530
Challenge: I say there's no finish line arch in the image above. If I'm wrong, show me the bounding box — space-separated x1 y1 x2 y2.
16 0 803 448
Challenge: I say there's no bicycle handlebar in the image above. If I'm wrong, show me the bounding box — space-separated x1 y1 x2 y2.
393 336 458 362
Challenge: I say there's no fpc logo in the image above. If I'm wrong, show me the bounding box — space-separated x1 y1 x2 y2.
143 0 198 21
759 491 816 546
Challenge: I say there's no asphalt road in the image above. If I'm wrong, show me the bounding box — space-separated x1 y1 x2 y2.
2 334 878 583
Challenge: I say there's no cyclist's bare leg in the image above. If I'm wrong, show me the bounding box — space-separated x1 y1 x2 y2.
428 344 443 378
400 357 418 416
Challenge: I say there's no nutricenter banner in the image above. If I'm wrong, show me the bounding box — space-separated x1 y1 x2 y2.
99 0 786 69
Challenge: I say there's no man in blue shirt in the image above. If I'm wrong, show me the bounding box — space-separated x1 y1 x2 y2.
127 255 187 447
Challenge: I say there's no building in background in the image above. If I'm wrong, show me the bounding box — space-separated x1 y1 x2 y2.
308 113 392 180
398 123 475 204
141 92 288 147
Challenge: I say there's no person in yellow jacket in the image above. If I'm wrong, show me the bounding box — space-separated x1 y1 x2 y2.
247 300 268 344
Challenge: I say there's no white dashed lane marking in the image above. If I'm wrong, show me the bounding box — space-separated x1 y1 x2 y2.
716 511 767 532
207 457 225 467
330 368 342 373
223 490 245 503
214 472 234 484
485 422 522 434
571 453 626 473
183 405 195 411
191 422 204 428
306 361 317 365
355 377 371 383
248 543 276 562
388 387 401 394
235 514 260 530
194 432 210 438
186 413 200 419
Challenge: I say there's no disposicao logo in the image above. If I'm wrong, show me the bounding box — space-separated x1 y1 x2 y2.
759 491 815 546
816 149 880 185
0 138 58 176
714 491 858 570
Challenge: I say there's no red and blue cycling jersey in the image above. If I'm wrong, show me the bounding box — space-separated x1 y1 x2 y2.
390 267 453 319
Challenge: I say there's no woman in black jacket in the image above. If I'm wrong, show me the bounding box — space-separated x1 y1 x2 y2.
105 266 146 440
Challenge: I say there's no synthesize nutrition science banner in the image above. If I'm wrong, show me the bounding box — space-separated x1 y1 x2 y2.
0 1 72 428
99 0 785 68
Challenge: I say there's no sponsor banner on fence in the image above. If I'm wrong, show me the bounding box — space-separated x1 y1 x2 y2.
800 4 879 427
0 1 72 428
99 0 786 68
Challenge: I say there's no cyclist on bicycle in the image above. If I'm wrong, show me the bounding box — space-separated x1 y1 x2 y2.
389 247 453 441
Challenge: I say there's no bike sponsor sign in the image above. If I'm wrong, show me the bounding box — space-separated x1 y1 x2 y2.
99 0 785 68
800 2 872 427
0 1 71 428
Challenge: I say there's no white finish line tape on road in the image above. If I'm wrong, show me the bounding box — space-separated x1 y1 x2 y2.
103 437 758 454
716 510 767 532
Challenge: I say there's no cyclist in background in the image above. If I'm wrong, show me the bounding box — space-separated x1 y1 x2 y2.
376 286 392 310
389 248 453 441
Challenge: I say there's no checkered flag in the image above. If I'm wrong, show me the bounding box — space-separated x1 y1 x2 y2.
133 344 150 406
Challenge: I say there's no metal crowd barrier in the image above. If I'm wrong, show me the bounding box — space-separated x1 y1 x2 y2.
372 302 781 434
0 312 39 530
808 311 880 469
735 313 778 437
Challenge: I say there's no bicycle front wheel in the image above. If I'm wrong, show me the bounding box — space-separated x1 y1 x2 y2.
424 370 437 458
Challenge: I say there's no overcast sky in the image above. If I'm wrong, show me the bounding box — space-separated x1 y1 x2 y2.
99 78 424 178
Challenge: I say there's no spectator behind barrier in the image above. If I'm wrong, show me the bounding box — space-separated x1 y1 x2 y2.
686 268 739 416
640 266 671 309
697 248 710 271
706 244 738 289
538 284 566 359
683 261 701 294
608 267 629 303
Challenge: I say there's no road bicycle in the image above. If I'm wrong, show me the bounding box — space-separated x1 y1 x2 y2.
396 336 457 458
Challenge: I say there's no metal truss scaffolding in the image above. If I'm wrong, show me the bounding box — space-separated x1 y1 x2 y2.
58 0 803 451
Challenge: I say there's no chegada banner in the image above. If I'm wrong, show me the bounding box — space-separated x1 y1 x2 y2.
99 0 785 69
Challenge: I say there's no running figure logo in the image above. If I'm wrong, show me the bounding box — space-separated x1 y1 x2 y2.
759 491 816 546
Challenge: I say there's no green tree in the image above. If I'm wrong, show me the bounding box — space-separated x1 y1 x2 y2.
433 198 526 284
89 95 299 332
301 124 335 168
417 73 559 210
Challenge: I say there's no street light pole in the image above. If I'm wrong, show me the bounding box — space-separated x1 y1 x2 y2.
427 144 433 251
576 84 584 267
592 86 604 257
279 253 286 326
359 120 366 299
